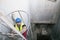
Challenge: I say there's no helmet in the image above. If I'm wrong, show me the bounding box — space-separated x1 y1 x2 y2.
15 18 22 23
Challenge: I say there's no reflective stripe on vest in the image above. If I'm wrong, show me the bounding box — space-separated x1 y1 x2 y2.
15 23 24 31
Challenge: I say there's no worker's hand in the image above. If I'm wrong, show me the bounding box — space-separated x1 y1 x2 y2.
9 33 15 38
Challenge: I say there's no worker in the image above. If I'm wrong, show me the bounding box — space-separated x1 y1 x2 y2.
14 18 27 38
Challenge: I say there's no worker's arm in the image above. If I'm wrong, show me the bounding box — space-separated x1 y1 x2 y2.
20 25 27 34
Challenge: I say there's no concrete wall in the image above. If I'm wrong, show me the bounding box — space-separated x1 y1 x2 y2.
30 0 60 40
30 0 60 23
0 0 30 14
52 1 60 40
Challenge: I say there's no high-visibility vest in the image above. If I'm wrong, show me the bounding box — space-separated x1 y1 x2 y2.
15 23 27 38
15 23 24 31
